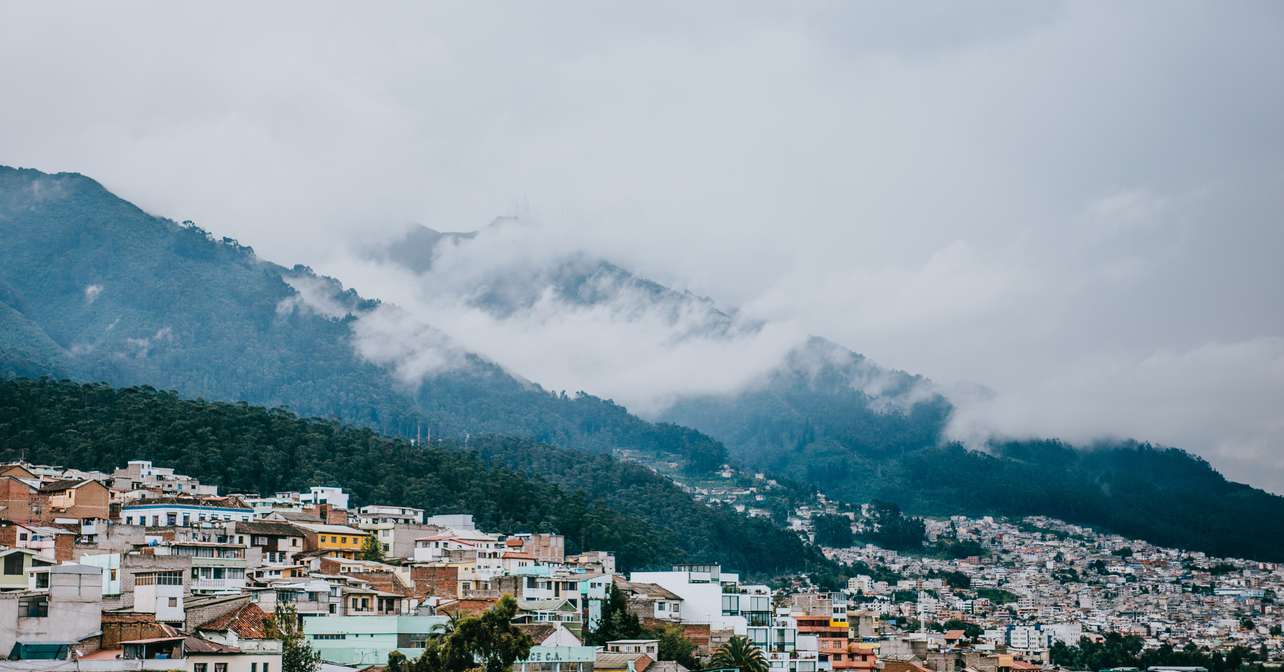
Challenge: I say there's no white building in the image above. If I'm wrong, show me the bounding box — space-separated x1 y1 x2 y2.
629 564 748 634
121 501 254 526
79 552 122 596
132 569 186 625
358 505 425 526
299 486 349 510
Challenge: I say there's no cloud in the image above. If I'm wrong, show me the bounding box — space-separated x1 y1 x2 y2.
349 304 468 386
277 275 353 319
1 1 1281 489
84 284 103 304
122 326 175 359
947 337 1284 492
331 224 811 415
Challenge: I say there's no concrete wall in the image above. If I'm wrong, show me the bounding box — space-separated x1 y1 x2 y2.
80 552 123 595
188 652 283 672
0 564 103 655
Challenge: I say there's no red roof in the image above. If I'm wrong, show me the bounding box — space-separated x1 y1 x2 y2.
197 603 271 639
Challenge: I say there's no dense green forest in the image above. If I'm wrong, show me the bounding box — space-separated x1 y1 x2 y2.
0 377 830 576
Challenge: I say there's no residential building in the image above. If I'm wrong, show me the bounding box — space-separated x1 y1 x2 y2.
233 520 305 565
150 541 249 594
302 614 449 666
295 523 371 559
299 486 350 511
121 498 255 526
0 549 53 591
358 505 425 526
0 564 103 657
0 521 74 562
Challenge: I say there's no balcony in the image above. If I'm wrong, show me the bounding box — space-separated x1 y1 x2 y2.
191 577 246 593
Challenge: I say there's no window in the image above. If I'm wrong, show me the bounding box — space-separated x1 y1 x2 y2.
215 664 228 672
168 597 178 607
194 665 208 672
18 532 28 541
3 553 24 575
264 663 270 672
252 664 257 672
19 596 48 617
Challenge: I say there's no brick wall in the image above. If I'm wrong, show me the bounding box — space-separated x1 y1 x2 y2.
410 565 459 599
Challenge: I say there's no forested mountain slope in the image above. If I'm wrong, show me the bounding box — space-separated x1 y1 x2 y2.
0 166 726 472
0 377 830 576
4 165 1283 562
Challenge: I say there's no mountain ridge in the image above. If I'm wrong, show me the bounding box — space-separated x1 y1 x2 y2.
3 164 1283 562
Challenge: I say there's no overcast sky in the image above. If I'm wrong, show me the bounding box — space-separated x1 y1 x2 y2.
3 2 1283 492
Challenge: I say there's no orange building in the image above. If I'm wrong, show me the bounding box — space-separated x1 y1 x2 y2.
795 614 878 671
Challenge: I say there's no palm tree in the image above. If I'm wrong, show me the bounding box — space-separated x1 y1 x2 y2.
711 635 768 672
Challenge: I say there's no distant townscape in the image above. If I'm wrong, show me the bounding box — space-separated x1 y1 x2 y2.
0 457 1278 672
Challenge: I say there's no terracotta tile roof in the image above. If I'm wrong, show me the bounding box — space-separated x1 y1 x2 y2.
438 598 497 616
197 603 272 640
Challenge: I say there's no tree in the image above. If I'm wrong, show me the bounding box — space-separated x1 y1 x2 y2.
398 595 533 672
459 595 534 672
269 604 322 672
813 514 854 547
711 636 768 672
588 583 643 645
654 624 700 670
859 501 925 551
941 619 983 640
361 534 385 561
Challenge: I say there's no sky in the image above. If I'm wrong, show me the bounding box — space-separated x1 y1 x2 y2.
3 2 1283 491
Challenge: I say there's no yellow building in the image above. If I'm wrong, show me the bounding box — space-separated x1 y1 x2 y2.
297 523 370 559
